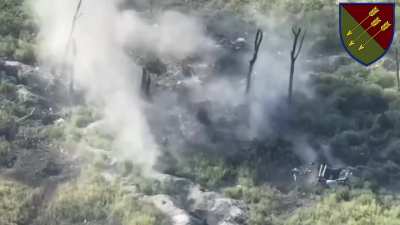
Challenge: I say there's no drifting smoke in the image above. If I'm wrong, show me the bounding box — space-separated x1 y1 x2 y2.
30 0 336 176
30 0 213 171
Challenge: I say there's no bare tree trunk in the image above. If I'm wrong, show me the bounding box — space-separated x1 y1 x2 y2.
149 0 154 16
288 26 306 105
396 47 399 91
63 0 83 100
246 29 263 94
141 68 152 100
288 61 295 104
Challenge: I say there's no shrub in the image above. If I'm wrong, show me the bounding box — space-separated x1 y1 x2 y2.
0 109 16 139
0 0 36 63
335 83 387 115
14 39 35 65
0 179 36 225
286 191 400 225
0 35 17 58
38 175 165 225
0 138 11 165
73 107 99 128
383 89 400 103
369 68 396 89
41 125 65 141
111 196 166 225
225 184 287 225
44 177 115 224
0 81 17 98
175 154 235 189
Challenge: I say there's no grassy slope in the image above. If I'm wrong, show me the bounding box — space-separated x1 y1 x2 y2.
1 1 400 225
0 0 35 64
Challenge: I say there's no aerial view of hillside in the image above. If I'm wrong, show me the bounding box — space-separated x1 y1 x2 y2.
1 0 400 225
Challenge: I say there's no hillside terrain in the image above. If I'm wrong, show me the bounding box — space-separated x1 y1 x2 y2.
1 1 400 225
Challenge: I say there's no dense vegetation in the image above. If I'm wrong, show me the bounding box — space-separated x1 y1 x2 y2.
0 0 35 64
1 0 400 225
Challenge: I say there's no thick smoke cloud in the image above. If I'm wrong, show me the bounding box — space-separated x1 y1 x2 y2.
30 0 214 172
30 0 340 174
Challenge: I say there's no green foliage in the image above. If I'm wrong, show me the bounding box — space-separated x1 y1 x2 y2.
0 109 16 136
0 0 36 64
0 179 36 225
41 124 66 141
174 154 235 189
286 191 400 225
0 138 11 165
383 89 400 105
111 195 166 225
0 81 17 98
38 175 165 225
73 107 99 129
14 39 35 64
225 183 288 225
368 68 396 89
45 177 115 224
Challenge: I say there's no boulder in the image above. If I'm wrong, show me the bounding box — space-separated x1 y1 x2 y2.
188 187 248 225
143 194 203 225
152 174 248 225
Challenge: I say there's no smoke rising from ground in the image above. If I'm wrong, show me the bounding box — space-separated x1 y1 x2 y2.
30 0 213 172
30 0 339 176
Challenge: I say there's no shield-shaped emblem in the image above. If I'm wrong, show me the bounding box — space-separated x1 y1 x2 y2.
339 3 395 66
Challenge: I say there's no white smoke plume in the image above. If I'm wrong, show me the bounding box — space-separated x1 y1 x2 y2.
30 0 213 172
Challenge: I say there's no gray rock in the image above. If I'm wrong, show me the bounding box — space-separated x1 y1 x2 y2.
143 194 203 225
151 174 248 225
188 187 248 225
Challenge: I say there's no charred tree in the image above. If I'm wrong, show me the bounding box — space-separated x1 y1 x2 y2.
149 0 155 15
288 26 306 105
396 47 399 91
63 0 83 100
246 29 263 94
141 68 152 100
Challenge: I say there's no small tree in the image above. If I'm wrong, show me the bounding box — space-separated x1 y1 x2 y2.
288 26 306 104
141 68 152 100
396 47 399 91
246 29 263 94
63 0 83 99
394 33 400 91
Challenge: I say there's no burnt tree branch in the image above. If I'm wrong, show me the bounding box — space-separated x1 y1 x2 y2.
396 47 399 91
288 26 306 105
141 68 152 100
63 0 83 99
246 29 263 94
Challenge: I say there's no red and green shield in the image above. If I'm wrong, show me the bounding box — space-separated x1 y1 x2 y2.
339 3 395 66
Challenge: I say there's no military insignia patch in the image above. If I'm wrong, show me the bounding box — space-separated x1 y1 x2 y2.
339 3 395 66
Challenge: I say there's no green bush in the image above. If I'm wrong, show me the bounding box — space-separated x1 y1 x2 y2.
0 109 16 138
286 191 400 225
45 177 115 224
14 39 35 64
111 196 166 225
0 35 17 58
38 175 165 225
0 81 17 98
0 0 36 64
383 89 400 103
0 138 11 165
41 125 65 141
369 68 396 89
174 154 235 189
0 179 36 225
225 184 287 225
73 107 99 128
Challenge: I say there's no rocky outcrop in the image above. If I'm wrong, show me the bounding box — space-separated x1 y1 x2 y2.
187 188 248 225
144 194 202 225
148 174 248 225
